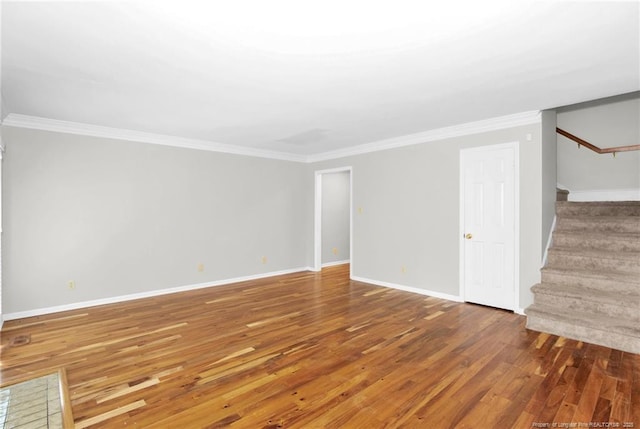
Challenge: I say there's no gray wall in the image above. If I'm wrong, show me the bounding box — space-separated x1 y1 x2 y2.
2 121 548 316
0 0 4 122
309 123 544 311
557 95 640 191
321 171 350 265
2 127 309 314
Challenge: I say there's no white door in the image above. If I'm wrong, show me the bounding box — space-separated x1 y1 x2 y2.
461 144 516 311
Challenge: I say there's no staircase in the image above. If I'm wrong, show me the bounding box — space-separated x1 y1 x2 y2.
526 201 640 354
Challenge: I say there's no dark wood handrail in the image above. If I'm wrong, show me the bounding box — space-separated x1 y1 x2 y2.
557 127 640 154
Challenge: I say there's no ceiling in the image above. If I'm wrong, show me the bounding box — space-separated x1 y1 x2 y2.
1 1 639 158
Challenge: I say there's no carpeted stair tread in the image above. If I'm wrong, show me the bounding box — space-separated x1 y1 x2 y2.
556 201 640 206
555 216 640 233
548 246 640 261
531 286 639 323
541 266 640 285
552 230 640 239
525 304 640 337
552 231 640 251
541 267 639 294
531 282 639 308
553 230 640 240
527 200 640 353
546 249 640 275
525 305 640 354
556 201 640 217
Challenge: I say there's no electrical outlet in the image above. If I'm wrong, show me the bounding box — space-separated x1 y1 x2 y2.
401 266 407 274
261 256 267 264
197 263 204 272
68 280 76 290
332 247 339 255
358 207 363 214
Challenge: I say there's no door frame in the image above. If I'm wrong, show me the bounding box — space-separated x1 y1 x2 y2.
313 167 353 272
0 139 4 328
458 141 520 311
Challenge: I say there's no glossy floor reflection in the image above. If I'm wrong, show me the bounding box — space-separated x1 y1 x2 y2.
1 265 638 428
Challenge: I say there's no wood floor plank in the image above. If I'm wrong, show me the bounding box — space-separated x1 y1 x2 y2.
572 351 609 422
1 264 638 428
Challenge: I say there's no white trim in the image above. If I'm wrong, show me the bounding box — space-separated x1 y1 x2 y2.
514 142 521 314
3 111 541 164
313 167 353 273
515 308 526 316
542 214 556 268
459 141 520 312
309 111 540 162
321 259 350 268
349 169 354 274
313 172 323 271
567 188 640 202
1 114 308 163
0 133 3 329
351 275 463 303
2 267 311 321
459 156 466 307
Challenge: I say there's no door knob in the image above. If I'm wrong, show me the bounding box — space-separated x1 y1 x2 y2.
465 233 473 239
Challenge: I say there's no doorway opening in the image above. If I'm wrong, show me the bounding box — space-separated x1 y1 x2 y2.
314 167 352 273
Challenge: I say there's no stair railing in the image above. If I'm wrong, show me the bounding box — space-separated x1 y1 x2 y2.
557 127 640 157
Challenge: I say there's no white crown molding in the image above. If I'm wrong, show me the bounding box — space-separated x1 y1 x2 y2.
2 266 312 321
2 110 541 164
1 113 308 163
307 110 541 163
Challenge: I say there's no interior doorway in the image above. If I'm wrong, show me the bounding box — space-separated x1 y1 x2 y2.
314 167 352 272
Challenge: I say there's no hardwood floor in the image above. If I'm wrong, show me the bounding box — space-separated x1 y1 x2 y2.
1 264 638 428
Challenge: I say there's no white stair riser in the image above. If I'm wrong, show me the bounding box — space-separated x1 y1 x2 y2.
533 292 640 322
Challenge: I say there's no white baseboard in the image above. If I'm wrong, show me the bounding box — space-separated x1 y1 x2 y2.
321 259 350 268
568 188 640 202
515 307 526 316
350 275 463 303
3 267 312 321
